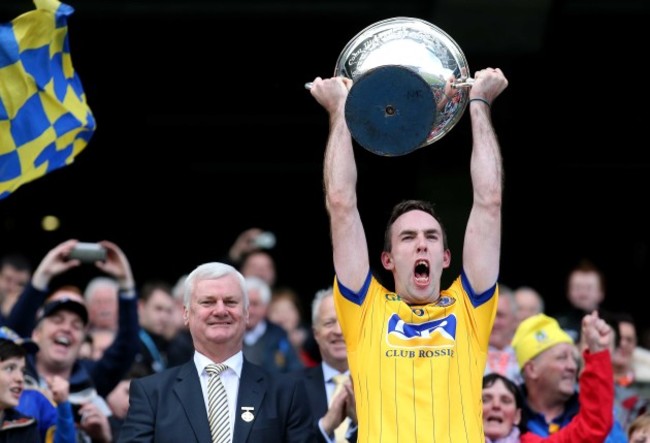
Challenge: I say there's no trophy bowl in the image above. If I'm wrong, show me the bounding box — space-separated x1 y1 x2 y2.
334 17 473 156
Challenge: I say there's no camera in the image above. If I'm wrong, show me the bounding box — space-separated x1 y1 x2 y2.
69 242 107 263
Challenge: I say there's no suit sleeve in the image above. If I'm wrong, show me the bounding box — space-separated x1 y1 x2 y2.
284 377 321 443
520 350 614 443
116 378 155 443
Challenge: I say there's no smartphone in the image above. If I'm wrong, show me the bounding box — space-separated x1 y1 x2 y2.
70 402 83 423
69 242 107 263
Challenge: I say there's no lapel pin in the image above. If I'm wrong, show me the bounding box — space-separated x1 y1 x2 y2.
241 407 254 422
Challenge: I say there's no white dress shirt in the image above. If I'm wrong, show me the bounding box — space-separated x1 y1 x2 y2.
194 350 243 440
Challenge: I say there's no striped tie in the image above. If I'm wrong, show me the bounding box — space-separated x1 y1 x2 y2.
206 363 230 443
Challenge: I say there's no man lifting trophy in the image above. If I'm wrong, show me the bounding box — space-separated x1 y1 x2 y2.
306 15 508 443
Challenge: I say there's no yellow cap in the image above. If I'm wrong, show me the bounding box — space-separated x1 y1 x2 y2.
511 313 574 368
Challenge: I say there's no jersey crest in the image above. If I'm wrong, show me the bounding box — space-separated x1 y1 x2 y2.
386 313 457 348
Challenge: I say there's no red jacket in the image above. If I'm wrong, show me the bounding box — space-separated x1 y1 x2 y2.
520 349 614 443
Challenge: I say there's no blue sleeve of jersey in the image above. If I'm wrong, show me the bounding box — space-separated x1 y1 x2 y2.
461 269 497 308
54 401 76 443
336 271 372 306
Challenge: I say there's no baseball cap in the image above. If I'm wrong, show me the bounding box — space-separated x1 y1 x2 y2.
0 326 39 353
36 297 89 326
511 313 574 368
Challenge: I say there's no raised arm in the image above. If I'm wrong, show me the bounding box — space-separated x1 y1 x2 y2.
462 68 508 293
521 311 614 443
310 76 369 292
7 239 82 336
90 240 140 397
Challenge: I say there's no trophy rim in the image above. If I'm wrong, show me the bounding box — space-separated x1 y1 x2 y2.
334 16 470 79
334 16 473 152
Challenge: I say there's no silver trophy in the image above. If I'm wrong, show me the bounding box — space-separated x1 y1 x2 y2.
308 17 474 156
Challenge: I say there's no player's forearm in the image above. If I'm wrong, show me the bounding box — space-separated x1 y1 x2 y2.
469 104 503 208
324 114 357 212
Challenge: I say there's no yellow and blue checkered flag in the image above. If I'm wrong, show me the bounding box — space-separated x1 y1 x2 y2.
0 0 95 200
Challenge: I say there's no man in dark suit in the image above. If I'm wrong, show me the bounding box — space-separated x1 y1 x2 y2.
118 262 316 443
242 276 304 374
296 287 357 443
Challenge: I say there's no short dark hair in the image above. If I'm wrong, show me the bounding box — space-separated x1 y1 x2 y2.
0 253 32 274
140 280 173 303
483 373 522 406
384 199 448 252
0 340 27 362
483 372 525 433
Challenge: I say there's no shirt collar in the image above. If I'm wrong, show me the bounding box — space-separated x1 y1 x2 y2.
194 350 244 379
244 320 267 345
321 360 349 383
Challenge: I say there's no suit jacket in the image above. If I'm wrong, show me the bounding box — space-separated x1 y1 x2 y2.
118 358 317 443
298 365 357 443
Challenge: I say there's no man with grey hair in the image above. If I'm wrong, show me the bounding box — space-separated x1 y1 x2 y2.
84 276 119 332
119 262 315 442
294 287 357 442
242 276 303 374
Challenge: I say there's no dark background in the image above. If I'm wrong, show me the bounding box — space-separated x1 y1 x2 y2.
1 0 649 332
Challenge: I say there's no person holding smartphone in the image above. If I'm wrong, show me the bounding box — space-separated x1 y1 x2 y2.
2 239 141 441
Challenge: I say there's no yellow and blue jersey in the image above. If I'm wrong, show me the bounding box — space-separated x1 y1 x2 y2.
334 271 498 442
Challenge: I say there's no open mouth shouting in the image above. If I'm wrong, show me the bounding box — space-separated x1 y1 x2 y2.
414 259 430 287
